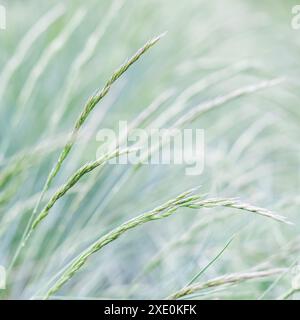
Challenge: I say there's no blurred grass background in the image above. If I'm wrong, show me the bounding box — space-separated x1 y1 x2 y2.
0 0 299 299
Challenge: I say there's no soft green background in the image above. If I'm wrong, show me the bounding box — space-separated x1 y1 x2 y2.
0 0 299 299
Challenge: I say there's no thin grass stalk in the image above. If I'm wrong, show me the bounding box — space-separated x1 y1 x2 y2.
50 0 125 128
189 197 291 224
43 189 199 299
43 192 289 299
34 33 165 216
128 212 234 294
139 78 284 163
8 148 131 273
60 68 275 240
40 89 175 255
26 148 135 240
0 4 66 100
9 33 164 271
279 288 300 300
16 8 87 115
150 60 255 129
185 235 235 287
167 269 285 300
79 77 285 228
70 75 279 237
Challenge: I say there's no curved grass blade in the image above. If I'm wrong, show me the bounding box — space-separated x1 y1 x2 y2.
27 148 135 240
0 4 65 100
185 234 235 287
34 32 165 218
167 269 285 300
9 33 165 271
43 191 289 299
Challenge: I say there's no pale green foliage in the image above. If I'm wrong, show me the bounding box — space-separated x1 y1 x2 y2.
0 0 299 300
